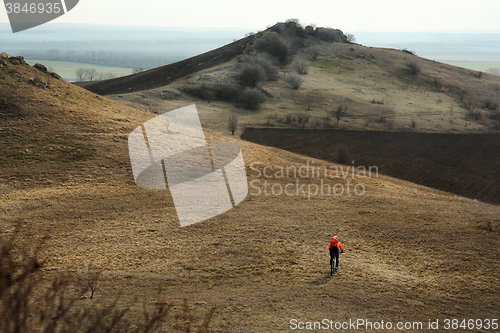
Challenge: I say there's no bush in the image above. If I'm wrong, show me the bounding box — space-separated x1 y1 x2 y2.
292 57 309 75
297 113 305 124
406 61 421 75
258 35 293 65
228 115 238 135
472 71 483 78
238 63 267 87
335 144 351 165
483 97 499 111
401 49 416 55
466 110 482 121
283 18 306 38
285 72 304 89
307 44 323 61
180 83 239 102
430 77 442 89
238 87 266 110
241 54 279 81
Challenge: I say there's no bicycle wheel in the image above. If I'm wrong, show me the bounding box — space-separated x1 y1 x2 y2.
331 257 336 276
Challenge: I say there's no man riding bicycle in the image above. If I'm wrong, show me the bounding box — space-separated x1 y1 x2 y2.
329 236 343 275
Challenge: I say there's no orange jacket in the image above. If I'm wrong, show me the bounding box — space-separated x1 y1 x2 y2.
329 237 343 252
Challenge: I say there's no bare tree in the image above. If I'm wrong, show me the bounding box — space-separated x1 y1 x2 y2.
228 115 238 135
75 67 85 81
102 72 117 79
330 103 348 124
346 33 356 43
84 261 99 299
132 68 144 74
85 68 98 81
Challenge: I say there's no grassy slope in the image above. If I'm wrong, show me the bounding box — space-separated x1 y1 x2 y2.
101 41 500 136
1 58 499 331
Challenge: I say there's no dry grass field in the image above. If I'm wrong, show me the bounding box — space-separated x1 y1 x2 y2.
2 24 500 331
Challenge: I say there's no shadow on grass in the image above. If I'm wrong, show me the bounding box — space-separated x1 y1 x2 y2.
308 274 332 285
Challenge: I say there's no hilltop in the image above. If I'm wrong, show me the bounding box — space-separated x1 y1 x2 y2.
1 49 500 331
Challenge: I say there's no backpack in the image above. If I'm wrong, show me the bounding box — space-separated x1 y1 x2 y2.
329 237 338 249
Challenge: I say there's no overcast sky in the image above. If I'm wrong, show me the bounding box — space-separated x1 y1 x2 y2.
1 0 500 32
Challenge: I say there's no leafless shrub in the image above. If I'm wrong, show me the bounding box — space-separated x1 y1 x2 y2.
257 35 293 65
242 54 279 81
285 113 292 124
334 144 351 165
132 68 144 74
410 119 417 128
307 44 323 61
180 83 239 102
472 71 483 78
371 98 384 105
430 77 442 89
228 115 238 135
285 72 304 89
83 261 99 299
466 110 482 121
483 97 499 111
301 114 310 128
406 61 421 75
237 63 267 87
462 97 476 110
238 87 266 110
292 57 309 75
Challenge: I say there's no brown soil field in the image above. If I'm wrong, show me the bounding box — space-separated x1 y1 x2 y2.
241 128 500 205
2 44 500 331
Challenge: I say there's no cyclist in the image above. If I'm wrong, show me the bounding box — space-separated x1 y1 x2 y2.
329 236 344 274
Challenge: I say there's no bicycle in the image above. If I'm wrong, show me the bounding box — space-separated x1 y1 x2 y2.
330 256 337 276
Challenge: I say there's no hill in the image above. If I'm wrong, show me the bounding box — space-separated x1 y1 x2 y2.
1 51 500 331
74 32 259 95
72 20 500 209
75 21 500 135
